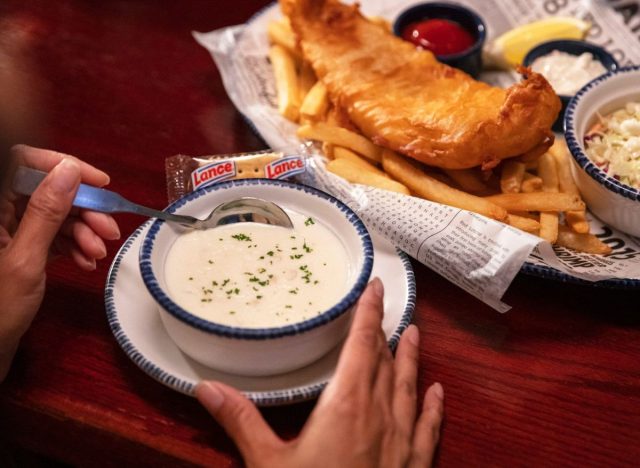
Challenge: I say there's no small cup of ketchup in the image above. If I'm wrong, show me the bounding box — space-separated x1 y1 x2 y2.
393 2 486 77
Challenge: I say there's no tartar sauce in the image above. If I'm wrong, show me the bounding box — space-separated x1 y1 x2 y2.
530 50 606 95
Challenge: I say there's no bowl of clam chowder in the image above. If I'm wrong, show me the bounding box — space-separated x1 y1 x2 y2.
139 178 374 376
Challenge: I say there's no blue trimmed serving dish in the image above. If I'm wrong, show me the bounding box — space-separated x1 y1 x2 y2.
564 65 640 237
139 178 374 377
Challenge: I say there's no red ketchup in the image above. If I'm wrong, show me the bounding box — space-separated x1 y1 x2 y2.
402 19 475 56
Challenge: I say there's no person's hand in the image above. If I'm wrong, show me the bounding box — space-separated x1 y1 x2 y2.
0 144 120 380
197 278 444 468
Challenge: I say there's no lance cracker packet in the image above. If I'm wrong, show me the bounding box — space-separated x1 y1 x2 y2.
165 150 306 203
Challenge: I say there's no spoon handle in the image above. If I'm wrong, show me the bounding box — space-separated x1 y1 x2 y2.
12 166 198 225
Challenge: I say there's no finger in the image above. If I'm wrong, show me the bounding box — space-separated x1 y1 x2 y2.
196 381 282 462
331 278 386 391
0 197 16 232
80 210 120 240
10 159 81 273
393 324 420 438
53 236 97 271
12 144 110 187
409 383 444 468
59 218 107 260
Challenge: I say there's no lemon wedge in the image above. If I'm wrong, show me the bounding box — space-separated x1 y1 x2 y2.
483 17 591 69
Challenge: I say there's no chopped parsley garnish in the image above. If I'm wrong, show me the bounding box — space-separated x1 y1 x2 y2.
289 288 299 295
300 265 312 283
302 241 312 253
188 277 193 281
256 295 263 299
258 268 266 274
266 251 274 257
305 217 315 226
285 305 292 309
290 254 303 260
231 233 252 241
222 279 230 287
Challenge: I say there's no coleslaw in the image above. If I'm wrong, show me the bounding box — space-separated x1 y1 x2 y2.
585 101 640 190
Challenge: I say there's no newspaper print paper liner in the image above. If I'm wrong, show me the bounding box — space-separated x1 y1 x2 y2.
192 0 640 311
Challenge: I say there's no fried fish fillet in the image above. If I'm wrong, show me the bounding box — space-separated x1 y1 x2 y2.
282 0 561 170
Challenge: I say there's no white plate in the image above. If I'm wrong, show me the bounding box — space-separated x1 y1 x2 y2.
105 221 415 406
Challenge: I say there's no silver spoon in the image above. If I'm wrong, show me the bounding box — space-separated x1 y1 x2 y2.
12 166 293 230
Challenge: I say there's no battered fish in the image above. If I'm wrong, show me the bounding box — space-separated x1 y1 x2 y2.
282 0 561 169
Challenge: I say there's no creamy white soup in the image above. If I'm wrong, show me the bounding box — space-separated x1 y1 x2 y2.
164 211 350 327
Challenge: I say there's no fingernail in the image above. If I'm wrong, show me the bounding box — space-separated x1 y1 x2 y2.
94 235 107 259
86 258 97 271
431 382 444 401
370 277 384 299
197 382 225 411
49 159 80 194
109 217 121 240
406 324 419 346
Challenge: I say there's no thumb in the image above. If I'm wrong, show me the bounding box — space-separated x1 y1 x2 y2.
11 158 81 269
196 381 282 460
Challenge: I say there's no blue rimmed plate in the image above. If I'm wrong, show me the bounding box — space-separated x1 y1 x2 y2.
105 222 415 406
520 261 640 289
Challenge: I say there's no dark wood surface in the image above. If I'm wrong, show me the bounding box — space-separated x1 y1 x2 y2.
1 1 639 466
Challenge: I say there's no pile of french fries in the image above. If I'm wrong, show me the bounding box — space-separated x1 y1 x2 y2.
267 16 611 255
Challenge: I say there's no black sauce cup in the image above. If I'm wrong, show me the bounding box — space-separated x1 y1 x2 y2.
523 39 619 132
393 2 486 78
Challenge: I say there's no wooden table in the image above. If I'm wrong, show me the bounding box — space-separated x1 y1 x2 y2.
1 1 639 466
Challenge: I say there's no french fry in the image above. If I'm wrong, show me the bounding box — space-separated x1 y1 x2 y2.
334 146 387 177
327 158 410 195
556 226 612 255
443 169 488 193
538 152 559 243
268 45 300 122
521 172 543 193
298 62 316 102
507 214 540 233
382 150 508 221
300 81 329 121
267 20 300 59
510 210 538 219
500 161 526 193
484 192 585 212
565 211 590 235
550 139 589 234
297 122 382 163
322 142 334 160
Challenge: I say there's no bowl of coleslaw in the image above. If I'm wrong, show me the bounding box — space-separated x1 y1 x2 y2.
564 65 640 237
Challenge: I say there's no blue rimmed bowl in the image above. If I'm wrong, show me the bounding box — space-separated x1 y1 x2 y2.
139 178 374 376
523 40 619 132
392 2 486 77
564 65 640 237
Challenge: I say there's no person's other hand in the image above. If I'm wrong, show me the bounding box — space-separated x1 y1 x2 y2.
0 144 120 380
197 278 444 468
